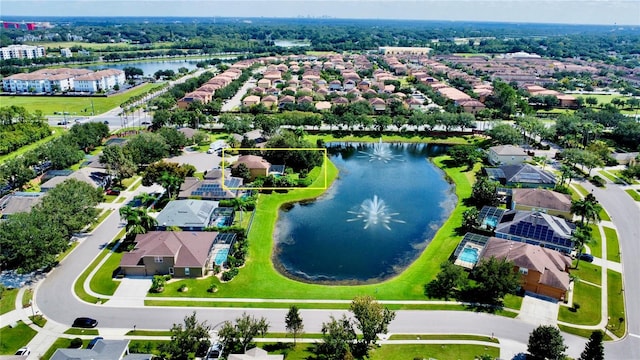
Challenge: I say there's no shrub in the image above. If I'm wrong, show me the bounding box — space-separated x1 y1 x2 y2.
178 284 188 292
222 268 239 281
70 337 83 348
207 283 218 293
150 275 166 293
590 175 606 187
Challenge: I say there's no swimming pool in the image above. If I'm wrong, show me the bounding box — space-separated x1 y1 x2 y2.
458 246 479 264
214 248 230 265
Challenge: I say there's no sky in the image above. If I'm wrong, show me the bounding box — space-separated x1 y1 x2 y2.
2 0 639 26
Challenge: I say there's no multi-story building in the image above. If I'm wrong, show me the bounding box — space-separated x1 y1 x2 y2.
2 68 124 93
0 44 46 60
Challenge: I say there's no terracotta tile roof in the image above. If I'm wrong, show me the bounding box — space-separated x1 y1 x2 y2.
235 155 270 169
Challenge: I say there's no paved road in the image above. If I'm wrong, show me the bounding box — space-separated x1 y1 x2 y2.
578 180 640 360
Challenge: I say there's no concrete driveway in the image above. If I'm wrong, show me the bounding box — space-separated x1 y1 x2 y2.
106 277 152 307
167 150 221 173
517 295 559 326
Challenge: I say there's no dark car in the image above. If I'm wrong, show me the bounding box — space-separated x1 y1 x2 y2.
105 189 121 196
579 253 594 262
87 336 104 349
72 317 98 328
103 120 110 125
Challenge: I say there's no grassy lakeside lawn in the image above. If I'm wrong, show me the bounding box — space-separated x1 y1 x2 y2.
0 288 18 315
150 154 477 301
1 83 156 115
0 322 37 354
607 270 625 338
603 227 621 263
558 281 601 325
625 189 640 201
0 127 64 164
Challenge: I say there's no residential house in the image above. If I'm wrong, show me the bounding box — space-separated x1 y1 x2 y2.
155 199 218 231
178 176 242 201
257 78 271 89
50 339 152 360
40 168 110 192
495 210 575 253
315 101 332 111
481 237 571 301
610 151 638 166
457 99 486 114
242 95 261 107
261 95 278 109
511 188 572 219
488 145 530 165
369 98 386 112
0 192 44 219
233 155 271 180
228 347 284 360
344 79 356 90
119 231 217 277
328 80 342 91
484 164 556 188
406 97 423 110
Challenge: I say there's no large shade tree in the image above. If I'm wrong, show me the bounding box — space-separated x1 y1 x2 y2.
527 325 567 360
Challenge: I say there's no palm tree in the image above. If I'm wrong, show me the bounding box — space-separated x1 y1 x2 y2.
119 205 157 235
571 193 602 226
572 226 593 269
159 171 183 199
134 192 157 208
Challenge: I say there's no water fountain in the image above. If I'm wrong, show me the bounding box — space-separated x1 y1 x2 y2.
357 138 403 163
347 195 405 230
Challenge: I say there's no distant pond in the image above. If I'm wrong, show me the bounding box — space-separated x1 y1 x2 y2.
273 142 456 284
85 59 202 76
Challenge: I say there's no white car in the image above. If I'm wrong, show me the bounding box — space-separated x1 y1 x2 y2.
15 347 30 356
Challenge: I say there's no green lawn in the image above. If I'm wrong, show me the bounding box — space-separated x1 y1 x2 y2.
149 154 475 301
625 189 640 201
55 241 79 263
89 252 122 296
604 227 621 262
0 288 18 315
369 344 499 360
572 183 590 197
558 281 601 325
607 270 626 338
0 322 37 354
388 334 498 342
598 170 618 183
1 83 156 115
571 261 602 286
74 249 110 304
558 324 607 339
0 127 64 164
599 208 611 222
126 330 173 336
22 289 33 308
64 328 99 336
88 209 114 232
588 224 602 259
41 338 90 360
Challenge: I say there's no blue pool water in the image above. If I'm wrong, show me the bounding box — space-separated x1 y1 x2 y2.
459 247 479 263
483 216 499 228
214 249 230 265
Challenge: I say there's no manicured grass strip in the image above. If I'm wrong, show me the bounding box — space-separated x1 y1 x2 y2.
41 338 90 360
22 289 33 308
261 332 324 339
143 300 461 311
607 270 625 338
121 176 139 189
604 227 620 263
103 195 118 203
503 294 523 311
0 322 37 354
89 252 122 296
116 197 127 203
126 330 173 336
0 288 18 315
599 208 611 222
130 179 143 191
0 127 64 164
150 154 475 301
388 334 499 343
64 328 99 336
73 249 110 304
29 314 47 327
1 83 157 115
56 241 79 263
625 189 640 201
599 170 618 183
558 281 601 326
369 344 499 360
572 183 590 197
129 340 170 355
558 324 606 339
571 260 602 286
588 224 602 259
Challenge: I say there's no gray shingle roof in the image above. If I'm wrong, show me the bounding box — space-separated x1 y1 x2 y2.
155 199 218 228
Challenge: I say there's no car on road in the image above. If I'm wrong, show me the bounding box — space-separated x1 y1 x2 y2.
14 347 30 356
57 120 68 125
87 336 104 349
72 317 98 328
103 120 109 124
141 121 151 125
205 343 223 359
105 189 121 196
578 253 594 262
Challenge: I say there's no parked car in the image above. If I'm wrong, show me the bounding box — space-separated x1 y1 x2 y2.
141 121 151 125
57 120 68 125
579 253 594 262
105 189 121 196
87 336 104 349
103 120 109 124
14 347 30 356
72 317 98 328
205 343 223 360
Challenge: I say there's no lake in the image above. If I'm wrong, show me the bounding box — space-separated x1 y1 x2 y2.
85 59 205 76
273 142 455 284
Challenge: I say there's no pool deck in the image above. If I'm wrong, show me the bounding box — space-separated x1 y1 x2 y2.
454 243 484 269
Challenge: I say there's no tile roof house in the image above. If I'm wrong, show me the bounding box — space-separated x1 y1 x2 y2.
481 237 572 301
120 231 217 278
495 210 576 253
178 176 242 201
484 164 556 188
511 188 572 219
155 199 218 231
242 95 261 107
40 168 110 192
457 99 486 114
488 145 530 165
233 155 271 180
